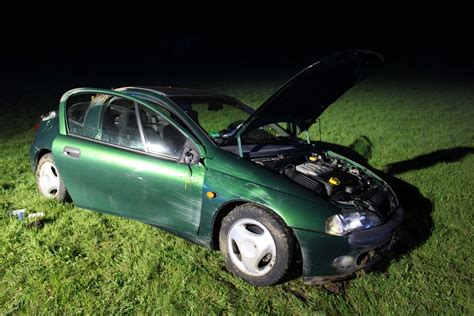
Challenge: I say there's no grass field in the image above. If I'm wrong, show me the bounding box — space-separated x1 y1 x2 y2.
1 73 473 314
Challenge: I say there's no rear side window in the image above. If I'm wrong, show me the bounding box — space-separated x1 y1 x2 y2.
66 93 144 150
67 94 104 139
68 102 90 124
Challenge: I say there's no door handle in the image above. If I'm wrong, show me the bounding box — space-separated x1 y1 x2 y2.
63 146 81 159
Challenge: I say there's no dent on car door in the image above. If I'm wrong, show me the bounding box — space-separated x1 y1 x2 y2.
52 90 205 233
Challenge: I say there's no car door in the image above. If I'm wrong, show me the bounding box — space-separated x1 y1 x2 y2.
52 89 205 234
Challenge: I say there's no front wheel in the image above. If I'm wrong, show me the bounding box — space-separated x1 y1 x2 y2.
219 204 294 286
36 153 69 202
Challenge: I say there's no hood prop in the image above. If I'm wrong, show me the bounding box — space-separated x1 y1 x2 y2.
237 134 244 158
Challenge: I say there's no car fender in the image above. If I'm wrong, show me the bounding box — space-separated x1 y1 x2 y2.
199 165 338 244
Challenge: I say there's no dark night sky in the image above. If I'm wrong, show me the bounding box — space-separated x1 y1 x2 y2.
1 4 473 88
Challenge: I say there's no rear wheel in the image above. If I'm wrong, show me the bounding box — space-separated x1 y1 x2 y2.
219 204 294 286
36 153 68 202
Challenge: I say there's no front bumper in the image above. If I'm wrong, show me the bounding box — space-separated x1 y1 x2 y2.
293 206 404 285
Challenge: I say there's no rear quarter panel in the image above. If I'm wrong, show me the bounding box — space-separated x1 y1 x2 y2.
30 116 59 170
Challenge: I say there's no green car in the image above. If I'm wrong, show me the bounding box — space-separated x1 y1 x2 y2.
30 50 403 286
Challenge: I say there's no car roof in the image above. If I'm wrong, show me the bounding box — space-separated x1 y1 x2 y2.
117 86 231 99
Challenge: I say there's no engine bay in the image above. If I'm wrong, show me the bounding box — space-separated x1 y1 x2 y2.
252 151 397 219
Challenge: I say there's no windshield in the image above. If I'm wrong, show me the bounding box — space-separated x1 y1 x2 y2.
170 96 293 145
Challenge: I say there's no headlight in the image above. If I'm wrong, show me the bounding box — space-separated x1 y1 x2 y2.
325 211 382 236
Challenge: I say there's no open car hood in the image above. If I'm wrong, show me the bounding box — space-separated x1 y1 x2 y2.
235 50 383 137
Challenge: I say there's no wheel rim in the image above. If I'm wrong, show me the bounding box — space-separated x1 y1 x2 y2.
227 218 276 277
38 161 60 198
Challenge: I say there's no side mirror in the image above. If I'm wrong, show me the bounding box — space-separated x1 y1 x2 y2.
181 147 200 165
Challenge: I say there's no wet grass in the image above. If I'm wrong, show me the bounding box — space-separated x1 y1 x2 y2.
1 74 473 314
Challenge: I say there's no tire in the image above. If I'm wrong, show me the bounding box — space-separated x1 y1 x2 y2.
36 153 69 202
219 203 294 286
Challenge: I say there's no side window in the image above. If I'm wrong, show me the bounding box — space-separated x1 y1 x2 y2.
67 94 103 139
102 97 144 150
137 104 188 158
66 93 190 159
66 93 144 151
68 102 89 124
